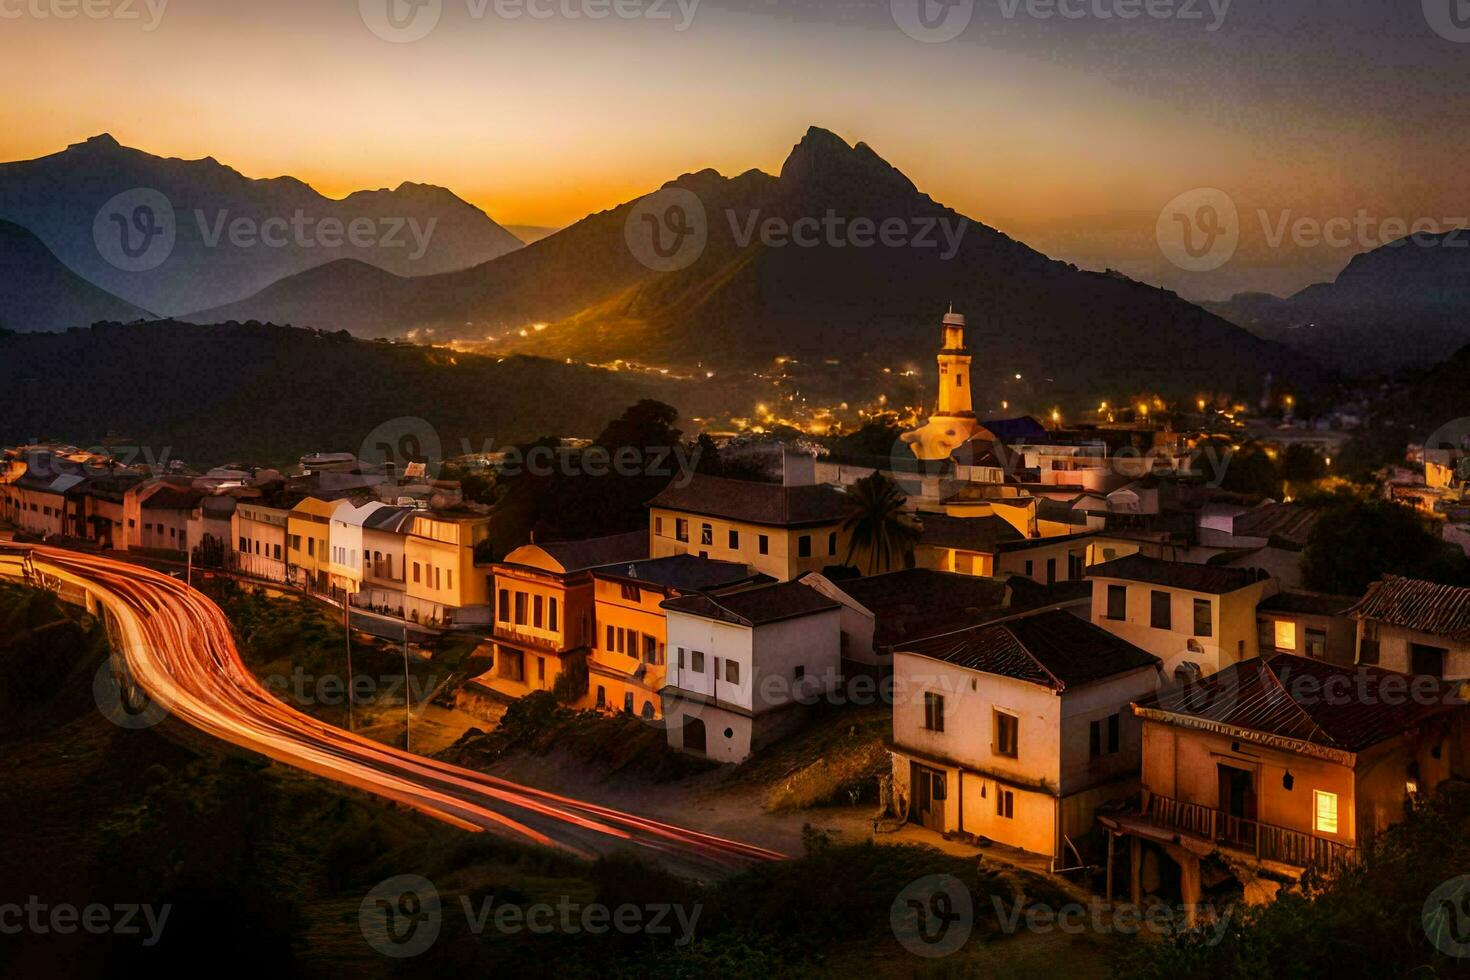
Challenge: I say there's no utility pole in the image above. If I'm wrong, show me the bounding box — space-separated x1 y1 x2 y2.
344 597 355 731
402 609 413 753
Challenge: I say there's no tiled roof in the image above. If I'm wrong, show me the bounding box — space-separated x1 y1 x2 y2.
918 513 1025 553
1136 655 1465 753
536 530 648 572
648 475 848 527
1232 502 1319 548
1349 575 1470 642
1258 590 1359 618
900 609 1158 689
1088 553 1266 594
596 555 760 592
662 581 839 627
829 569 1011 647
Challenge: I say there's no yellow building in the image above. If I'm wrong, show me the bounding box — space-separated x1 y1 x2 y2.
584 555 764 719
403 508 494 627
915 512 1098 585
647 474 851 581
286 496 345 592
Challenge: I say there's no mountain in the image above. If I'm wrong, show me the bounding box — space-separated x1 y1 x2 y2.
506 225 561 245
190 127 1315 402
0 320 678 467
0 134 523 316
0 219 145 331
1206 231 1470 375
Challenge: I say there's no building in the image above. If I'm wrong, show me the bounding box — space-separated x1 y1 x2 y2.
187 493 238 565
328 500 389 597
900 310 995 462
1350 575 1470 680
233 500 291 583
915 513 1096 585
1102 656 1470 916
648 474 852 581
586 555 764 718
358 505 418 614
77 473 146 550
661 581 842 763
480 531 647 701
1256 590 1359 666
1088 554 1273 677
403 508 494 626
889 609 1160 863
286 496 346 592
133 484 205 555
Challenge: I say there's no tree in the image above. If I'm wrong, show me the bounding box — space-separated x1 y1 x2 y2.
595 399 681 451
1300 498 1470 595
840 473 920 575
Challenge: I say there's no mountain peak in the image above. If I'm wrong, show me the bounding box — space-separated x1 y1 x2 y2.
69 133 122 152
778 126 918 199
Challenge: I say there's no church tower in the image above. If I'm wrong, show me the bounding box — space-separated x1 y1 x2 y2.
934 309 974 419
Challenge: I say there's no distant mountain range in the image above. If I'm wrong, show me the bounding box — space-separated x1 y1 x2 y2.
0 320 676 467
186 127 1315 402
1205 230 1470 375
0 134 523 316
0 220 144 331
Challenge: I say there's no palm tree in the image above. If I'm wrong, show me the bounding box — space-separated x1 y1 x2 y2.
841 472 921 575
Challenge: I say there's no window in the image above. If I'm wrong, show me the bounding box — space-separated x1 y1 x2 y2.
530 595 542 628
725 660 740 683
1106 585 1127 621
643 635 657 664
1274 620 1297 652
758 534 769 555
1046 558 1057 584
1193 598 1213 637
1305 627 1326 659
624 692 634 714
798 535 812 558
1412 643 1447 679
514 591 527 625
1314 790 1339 834
239 536 248 553
994 710 1019 758
1359 622 1380 664
1090 713 1121 758
677 647 685 668
996 788 1014 819
728 529 739 549
498 589 510 622
1150 590 1172 630
536 657 545 682
620 582 640 601
701 523 713 546
793 664 805 680
1024 560 1033 578
828 531 837 556
923 692 945 732
307 538 315 557
413 562 422 584
606 625 615 650
616 628 626 654
548 597 559 633
596 686 606 708
675 519 689 543
274 544 282 560
655 517 664 536
690 650 706 672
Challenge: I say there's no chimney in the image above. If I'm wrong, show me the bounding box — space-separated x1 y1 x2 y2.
782 449 817 487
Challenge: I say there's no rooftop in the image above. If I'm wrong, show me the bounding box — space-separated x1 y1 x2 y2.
1258 590 1359 618
648 474 848 527
918 513 1025 553
824 568 1012 648
1349 575 1470 642
1088 553 1267 594
1136 654 1466 753
535 530 648 573
1232 502 1320 548
662 581 840 627
899 609 1158 690
596 554 762 592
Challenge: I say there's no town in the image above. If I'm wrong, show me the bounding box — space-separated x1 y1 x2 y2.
5 308 1469 940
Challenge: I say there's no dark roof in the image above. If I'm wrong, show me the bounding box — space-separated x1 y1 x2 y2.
828 569 1011 647
1136 655 1465 753
981 417 1051 443
918 513 1025 553
1232 502 1319 548
142 487 207 510
596 555 761 592
1088 553 1266 594
1037 496 1089 526
648 475 848 527
940 483 1033 505
1349 575 1470 642
1258 590 1359 618
78 474 147 502
537 530 648 573
362 505 417 533
662 581 839 627
900 609 1158 690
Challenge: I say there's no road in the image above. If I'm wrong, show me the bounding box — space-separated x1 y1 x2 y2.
2 544 784 874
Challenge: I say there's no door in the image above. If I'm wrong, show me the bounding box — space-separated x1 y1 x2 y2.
682 715 706 754
909 762 947 832
1217 764 1257 848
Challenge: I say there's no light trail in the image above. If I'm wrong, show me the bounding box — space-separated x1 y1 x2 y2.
4 545 786 871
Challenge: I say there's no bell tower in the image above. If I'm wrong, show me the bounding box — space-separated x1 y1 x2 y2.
934 308 974 419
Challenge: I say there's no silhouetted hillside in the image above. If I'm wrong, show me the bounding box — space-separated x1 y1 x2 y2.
0 219 145 330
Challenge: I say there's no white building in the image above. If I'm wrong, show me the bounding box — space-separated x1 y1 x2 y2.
660 581 842 763
358 505 418 615
328 500 389 596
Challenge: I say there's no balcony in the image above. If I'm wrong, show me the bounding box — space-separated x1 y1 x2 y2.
492 623 565 653
1138 790 1359 873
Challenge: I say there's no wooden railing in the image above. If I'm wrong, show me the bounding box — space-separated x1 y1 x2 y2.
1144 792 1359 873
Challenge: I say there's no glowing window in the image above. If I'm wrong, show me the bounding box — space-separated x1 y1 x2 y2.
1274 620 1298 652
1314 790 1338 834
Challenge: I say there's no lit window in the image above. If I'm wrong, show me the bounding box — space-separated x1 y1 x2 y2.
1314 790 1338 834
1274 620 1297 652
